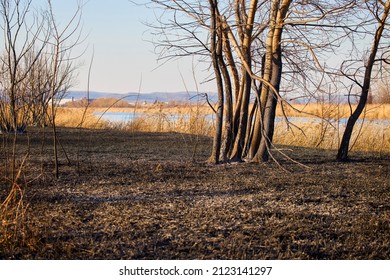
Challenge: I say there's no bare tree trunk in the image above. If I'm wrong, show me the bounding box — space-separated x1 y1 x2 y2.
230 72 251 162
221 28 237 161
208 0 224 164
250 0 290 162
46 0 83 176
220 50 233 163
247 55 266 159
256 55 281 162
229 0 258 162
51 44 60 178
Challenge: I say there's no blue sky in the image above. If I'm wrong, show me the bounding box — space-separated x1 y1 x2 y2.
22 1 377 96
44 0 213 94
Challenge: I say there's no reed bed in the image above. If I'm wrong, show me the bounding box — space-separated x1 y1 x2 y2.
278 103 390 120
274 119 390 153
115 112 215 136
55 108 107 129
56 106 215 136
55 103 389 153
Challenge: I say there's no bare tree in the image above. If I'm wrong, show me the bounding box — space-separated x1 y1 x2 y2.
148 1 371 164
45 0 84 178
0 0 48 133
337 0 390 161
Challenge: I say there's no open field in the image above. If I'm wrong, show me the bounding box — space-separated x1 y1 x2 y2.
0 127 389 259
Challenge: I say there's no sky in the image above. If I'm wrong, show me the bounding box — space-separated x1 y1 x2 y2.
14 0 380 97
43 0 214 94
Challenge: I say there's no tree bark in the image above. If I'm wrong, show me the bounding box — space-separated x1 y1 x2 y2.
208 0 224 164
251 0 291 162
229 0 258 162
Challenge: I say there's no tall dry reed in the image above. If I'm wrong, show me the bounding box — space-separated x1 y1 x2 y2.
55 108 108 129
278 103 390 120
106 108 215 136
274 118 389 153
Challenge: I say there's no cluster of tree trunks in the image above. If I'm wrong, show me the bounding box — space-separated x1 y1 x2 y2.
208 0 291 164
151 0 390 163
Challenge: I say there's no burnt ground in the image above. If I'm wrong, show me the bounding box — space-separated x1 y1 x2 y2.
0 127 389 259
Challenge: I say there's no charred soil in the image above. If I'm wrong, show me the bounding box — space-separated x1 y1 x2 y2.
0 127 389 259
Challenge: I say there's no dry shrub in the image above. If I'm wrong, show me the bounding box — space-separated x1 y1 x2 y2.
0 103 33 132
363 104 390 120
0 155 29 250
374 83 390 104
166 110 214 136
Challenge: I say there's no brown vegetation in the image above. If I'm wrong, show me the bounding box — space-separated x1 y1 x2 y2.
0 127 389 259
277 103 390 120
55 104 390 153
63 100 390 120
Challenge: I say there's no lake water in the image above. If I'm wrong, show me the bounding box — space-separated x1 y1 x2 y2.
94 112 144 123
94 111 389 126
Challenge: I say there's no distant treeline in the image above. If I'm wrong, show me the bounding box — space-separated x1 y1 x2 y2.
62 97 200 108
63 98 133 108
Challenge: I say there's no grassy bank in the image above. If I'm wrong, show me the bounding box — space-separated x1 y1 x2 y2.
0 127 389 259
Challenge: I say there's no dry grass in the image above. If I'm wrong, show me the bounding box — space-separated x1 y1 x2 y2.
0 182 28 249
1 102 388 259
278 103 390 120
0 127 388 259
57 103 389 153
92 102 214 115
87 102 390 120
118 112 215 136
59 105 216 136
55 108 107 129
274 119 390 153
